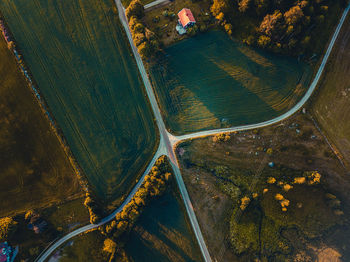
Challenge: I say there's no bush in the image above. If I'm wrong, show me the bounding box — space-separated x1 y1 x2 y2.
0 217 17 240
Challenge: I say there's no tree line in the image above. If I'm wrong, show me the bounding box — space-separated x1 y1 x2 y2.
210 0 347 55
126 0 161 59
99 156 172 257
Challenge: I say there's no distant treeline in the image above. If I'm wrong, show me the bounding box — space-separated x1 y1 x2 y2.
210 0 347 55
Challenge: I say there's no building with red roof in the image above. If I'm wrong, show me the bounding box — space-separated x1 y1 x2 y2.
177 8 196 28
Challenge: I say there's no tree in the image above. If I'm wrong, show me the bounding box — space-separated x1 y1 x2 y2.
103 238 117 254
132 32 146 46
259 10 283 37
238 0 251 13
210 0 230 17
125 0 144 19
128 16 138 30
0 217 18 240
224 23 233 35
84 196 93 207
284 5 304 25
133 23 145 34
25 210 34 220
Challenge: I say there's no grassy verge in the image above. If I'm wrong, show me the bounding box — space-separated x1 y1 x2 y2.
176 112 350 261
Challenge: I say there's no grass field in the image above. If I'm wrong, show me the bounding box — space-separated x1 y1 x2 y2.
0 0 158 201
149 30 312 135
0 36 82 217
311 15 350 168
51 183 203 262
124 184 203 262
176 113 350 261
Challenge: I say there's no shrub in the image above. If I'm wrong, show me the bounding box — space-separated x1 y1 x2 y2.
0 217 17 240
258 35 271 48
240 196 251 210
213 133 230 142
267 177 276 184
293 177 306 184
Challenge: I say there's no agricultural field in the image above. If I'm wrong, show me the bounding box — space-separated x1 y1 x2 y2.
0 0 158 202
149 30 312 135
124 184 203 262
311 15 350 168
176 112 350 261
0 33 82 217
48 183 203 262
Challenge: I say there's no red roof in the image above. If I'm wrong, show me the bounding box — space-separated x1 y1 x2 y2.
178 8 196 28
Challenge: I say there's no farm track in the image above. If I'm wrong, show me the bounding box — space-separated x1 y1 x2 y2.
36 2 350 262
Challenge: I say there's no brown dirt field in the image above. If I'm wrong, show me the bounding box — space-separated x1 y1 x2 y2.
0 36 84 218
310 14 350 168
176 112 350 261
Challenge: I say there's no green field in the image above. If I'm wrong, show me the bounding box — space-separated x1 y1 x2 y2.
149 30 312 135
52 184 203 262
0 35 82 217
0 0 158 201
124 185 203 262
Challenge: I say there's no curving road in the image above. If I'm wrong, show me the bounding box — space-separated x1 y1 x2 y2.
36 2 350 262
173 2 350 145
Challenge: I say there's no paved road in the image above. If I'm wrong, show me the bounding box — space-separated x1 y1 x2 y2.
36 146 163 262
144 0 170 10
114 1 212 261
36 2 350 262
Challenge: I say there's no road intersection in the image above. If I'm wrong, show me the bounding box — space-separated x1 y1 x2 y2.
36 2 350 262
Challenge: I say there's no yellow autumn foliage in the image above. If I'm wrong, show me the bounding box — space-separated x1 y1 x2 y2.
240 196 251 210
275 193 284 201
103 238 116 254
293 177 306 184
267 177 276 184
283 184 293 192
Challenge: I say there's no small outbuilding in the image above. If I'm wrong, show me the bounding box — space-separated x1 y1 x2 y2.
177 8 196 29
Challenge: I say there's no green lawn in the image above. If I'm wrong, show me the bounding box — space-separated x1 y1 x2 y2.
0 0 158 202
0 35 82 218
149 30 312 135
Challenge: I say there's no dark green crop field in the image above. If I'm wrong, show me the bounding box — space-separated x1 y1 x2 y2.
0 37 81 217
125 185 203 262
0 0 158 201
149 30 312 135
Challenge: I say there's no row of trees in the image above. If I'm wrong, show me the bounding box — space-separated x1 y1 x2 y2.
84 192 103 224
210 0 346 54
100 156 172 255
126 0 160 59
